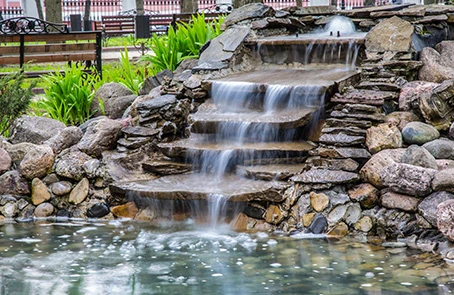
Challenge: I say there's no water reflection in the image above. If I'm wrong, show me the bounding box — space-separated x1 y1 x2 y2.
0 221 453 295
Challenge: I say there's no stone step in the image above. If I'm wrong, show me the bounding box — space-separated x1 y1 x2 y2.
330 89 398 106
236 163 308 181
142 159 193 175
290 168 360 184
109 173 289 202
355 81 401 92
158 136 317 159
309 146 371 159
190 101 318 134
318 133 365 146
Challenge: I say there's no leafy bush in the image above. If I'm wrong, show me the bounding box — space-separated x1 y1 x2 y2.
36 65 98 126
141 14 225 75
0 72 35 136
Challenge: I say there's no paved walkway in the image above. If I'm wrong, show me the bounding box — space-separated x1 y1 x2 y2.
102 46 143 62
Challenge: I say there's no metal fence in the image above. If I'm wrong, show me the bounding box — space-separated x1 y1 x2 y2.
0 7 23 19
62 0 122 22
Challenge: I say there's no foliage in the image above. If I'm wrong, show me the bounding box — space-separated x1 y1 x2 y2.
141 13 225 75
0 72 35 136
35 65 98 126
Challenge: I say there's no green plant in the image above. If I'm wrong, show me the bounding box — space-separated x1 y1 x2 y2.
37 65 98 126
0 72 35 136
140 13 225 75
118 47 146 94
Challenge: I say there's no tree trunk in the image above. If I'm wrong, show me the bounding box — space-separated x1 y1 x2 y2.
35 0 44 20
45 0 63 24
296 0 302 6
83 0 90 22
180 0 198 13
136 0 144 15
233 0 262 9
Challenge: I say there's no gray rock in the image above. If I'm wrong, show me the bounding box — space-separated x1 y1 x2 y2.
51 181 72 196
19 145 55 180
419 41 454 83
222 3 274 28
0 147 11 173
104 94 137 119
402 122 440 145
384 111 420 131
5 142 36 166
136 95 177 118
92 82 134 117
365 16 413 52
401 144 438 169
437 159 454 170
449 122 454 140
291 168 360 184
139 69 174 95
359 148 406 188
437 199 454 241
432 169 454 193
0 170 29 195
306 214 327 234
365 123 402 154
380 191 420 212
9 116 65 144
327 204 348 225
77 118 123 157
175 59 198 75
344 203 362 225
54 149 94 180
380 162 435 197
423 138 454 159
69 178 89 205
1 201 17 218
34 202 54 218
419 191 454 227
44 126 83 154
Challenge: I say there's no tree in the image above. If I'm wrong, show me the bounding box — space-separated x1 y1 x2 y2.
45 0 63 24
136 0 144 15
35 0 44 20
180 0 198 13
83 0 91 24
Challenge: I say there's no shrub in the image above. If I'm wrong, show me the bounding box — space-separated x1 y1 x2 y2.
0 72 35 136
36 65 98 126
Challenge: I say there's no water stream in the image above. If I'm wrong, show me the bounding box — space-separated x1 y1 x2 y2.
1 221 454 295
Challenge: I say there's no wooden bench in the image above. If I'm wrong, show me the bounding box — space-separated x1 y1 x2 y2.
0 17 102 78
97 15 136 38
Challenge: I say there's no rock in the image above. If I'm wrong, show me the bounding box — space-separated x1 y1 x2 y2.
401 144 438 169
222 3 274 28
432 168 454 193
327 221 349 237
19 145 54 180
401 121 440 145
348 183 379 209
139 70 174 95
77 118 123 157
437 199 454 241
331 89 397 106
310 192 329 212
230 212 250 232
44 126 83 154
302 213 315 227
0 170 29 195
0 147 11 173
1 201 17 218
198 26 250 68
366 123 402 154
314 147 371 159
318 133 365 146
359 148 406 187
5 142 36 166
398 81 438 111
380 191 420 212
305 157 359 172
306 214 327 234
384 111 420 131
380 162 435 197
264 204 285 224
9 115 66 144
87 203 110 218
355 216 373 232
419 41 454 83
110 202 139 219
418 90 453 131
31 178 51 206
419 191 454 227
34 203 54 218
92 82 134 117
322 187 351 206
134 207 156 221
365 16 413 52
437 159 454 170
344 203 361 225
135 94 177 117
423 138 454 159
51 181 73 196
69 178 89 205
104 94 137 119
449 122 454 140
291 169 359 184
327 204 348 225
54 149 94 180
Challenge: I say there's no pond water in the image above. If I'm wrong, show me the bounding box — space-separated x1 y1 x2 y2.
1 220 454 295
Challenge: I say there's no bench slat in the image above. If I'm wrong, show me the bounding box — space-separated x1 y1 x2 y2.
0 32 99 43
0 52 97 65
1 43 97 54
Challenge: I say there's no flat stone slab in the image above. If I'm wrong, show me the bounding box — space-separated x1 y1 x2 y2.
237 163 307 181
330 89 398 106
290 169 360 184
253 34 366 46
142 160 193 175
190 101 317 133
109 174 289 202
158 136 317 159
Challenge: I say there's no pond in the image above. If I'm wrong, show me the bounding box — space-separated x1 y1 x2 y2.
1 220 453 295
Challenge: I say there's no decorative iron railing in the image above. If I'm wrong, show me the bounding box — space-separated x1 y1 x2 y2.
0 16 69 34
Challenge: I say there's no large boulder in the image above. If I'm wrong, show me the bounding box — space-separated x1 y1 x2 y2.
380 162 436 197
419 41 454 83
399 81 438 112
365 123 402 154
380 191 420 212
44 126 83 154
222 3 274 28
401 144 438 170
419 191 454 227
0 170 29 195
91 83 134 117
54 149 94 180
432 168 454 193
359 148 406 188
401 122 440 145
9 116 65 144
104 95 137 119
365 16 413 52
423 138 454 159
19 145 55 180
77 118 123 157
